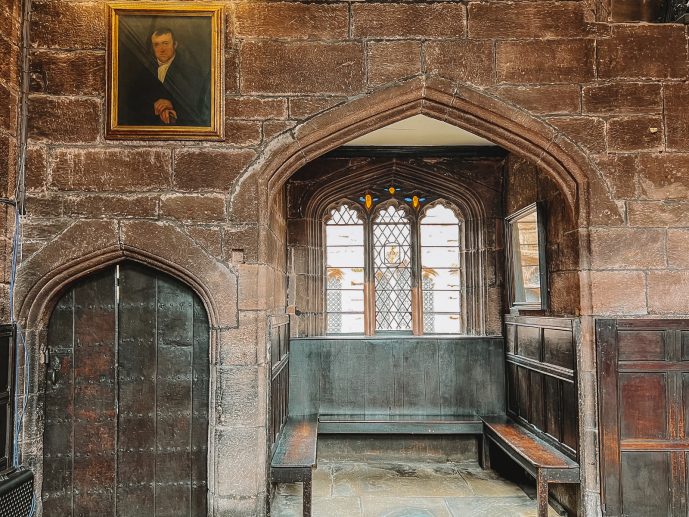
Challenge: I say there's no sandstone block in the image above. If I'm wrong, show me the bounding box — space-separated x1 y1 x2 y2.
241 42 365 95
628 201 689 227
217 311 263 366
223 225 260 264
590 154 637 199
226 49 239 95
496 39 595 83
263 120 296 142
0 83 17 134
0 136 14 198
225 120 261 146
30 1 105 50
548 116 606 154
50 148 171 191
226 97 287 120
24 145 47 192
607 115 663 152
174 149 256 191
648 272 689 314
238 263 273 311
228 174 258 224
664 83 689 151
497 85 581 115
24 193 63 217
469 2 588 39
235 2 348 40
582 82 662 114
185 225 222 258
590 228 665 269
637 154 689 200
217 366 263 426
367 40 422 87
160 194 225 223
667 229 689 268
21 218 70 242
0 34 20 89
590 271 647 315
29 50 104 96
288 97 344 120
588 173 625 226
28 96 100 143
63 194 158 219
352 3 466 39
214 427 261 496
425 40 493 86
597 25 688 79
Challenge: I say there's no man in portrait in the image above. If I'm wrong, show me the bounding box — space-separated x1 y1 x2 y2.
118 27 211 127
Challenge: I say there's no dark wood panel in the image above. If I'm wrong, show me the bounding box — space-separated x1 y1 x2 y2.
505 316 577 459
619 373 668 440
620 451 671 517
598 319 689 517
517 325 541 360
543 328 574 370
618 330 666 361
289 337 505 418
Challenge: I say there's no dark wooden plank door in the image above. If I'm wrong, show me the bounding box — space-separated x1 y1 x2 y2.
598 319 689 517
42 263 209 517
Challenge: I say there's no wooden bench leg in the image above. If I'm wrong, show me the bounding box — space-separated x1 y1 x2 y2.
480 434 490 470
536 472 548 517
302 469 313 517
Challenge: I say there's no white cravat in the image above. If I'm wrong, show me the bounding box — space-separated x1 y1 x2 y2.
157 55 175 83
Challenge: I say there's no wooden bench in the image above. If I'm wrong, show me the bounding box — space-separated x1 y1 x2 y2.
482 416 580 517
270 415 318 517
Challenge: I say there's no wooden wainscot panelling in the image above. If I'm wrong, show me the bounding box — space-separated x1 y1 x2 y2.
504 316 578 458
598 319 689 517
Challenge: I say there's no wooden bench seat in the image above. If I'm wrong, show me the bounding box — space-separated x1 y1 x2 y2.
482 416 580 517
318 413 483 434
270 415 318 517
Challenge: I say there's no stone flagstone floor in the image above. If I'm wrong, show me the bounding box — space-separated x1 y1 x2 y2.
271 460 559 517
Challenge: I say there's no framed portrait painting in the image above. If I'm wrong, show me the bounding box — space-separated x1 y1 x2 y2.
107 3 224 140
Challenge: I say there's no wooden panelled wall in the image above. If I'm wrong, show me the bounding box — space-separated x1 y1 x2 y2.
598 319 689 517
505 316 578 458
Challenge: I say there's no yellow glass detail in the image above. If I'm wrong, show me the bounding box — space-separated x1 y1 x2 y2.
412 196 420 209
365 193 373 210
388 187 396 195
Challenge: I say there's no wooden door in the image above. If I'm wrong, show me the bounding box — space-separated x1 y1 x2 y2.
598 319 689 517
42 263 209 517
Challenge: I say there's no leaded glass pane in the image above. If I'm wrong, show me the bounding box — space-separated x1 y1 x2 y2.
373 205 412 332
326 224 364 246
326 203 364 334
420 247 461 268
326 246 365 267
421 203 462 334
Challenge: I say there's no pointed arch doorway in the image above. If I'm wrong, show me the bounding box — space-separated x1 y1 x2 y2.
41 262 209 517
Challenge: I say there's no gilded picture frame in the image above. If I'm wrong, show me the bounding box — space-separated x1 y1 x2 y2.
106 2 224 140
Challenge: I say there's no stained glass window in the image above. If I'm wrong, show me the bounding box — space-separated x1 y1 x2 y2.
420 204 462 333
373 205 412 331
325 204 365 333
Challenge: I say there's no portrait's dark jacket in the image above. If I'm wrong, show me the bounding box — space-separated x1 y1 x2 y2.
119 51 211 127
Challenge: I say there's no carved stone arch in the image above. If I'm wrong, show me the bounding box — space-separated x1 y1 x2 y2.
15 219 237 332
231 77 596 235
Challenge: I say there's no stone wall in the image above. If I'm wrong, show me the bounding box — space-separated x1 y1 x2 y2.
3 0 689 515
0 0 21 324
